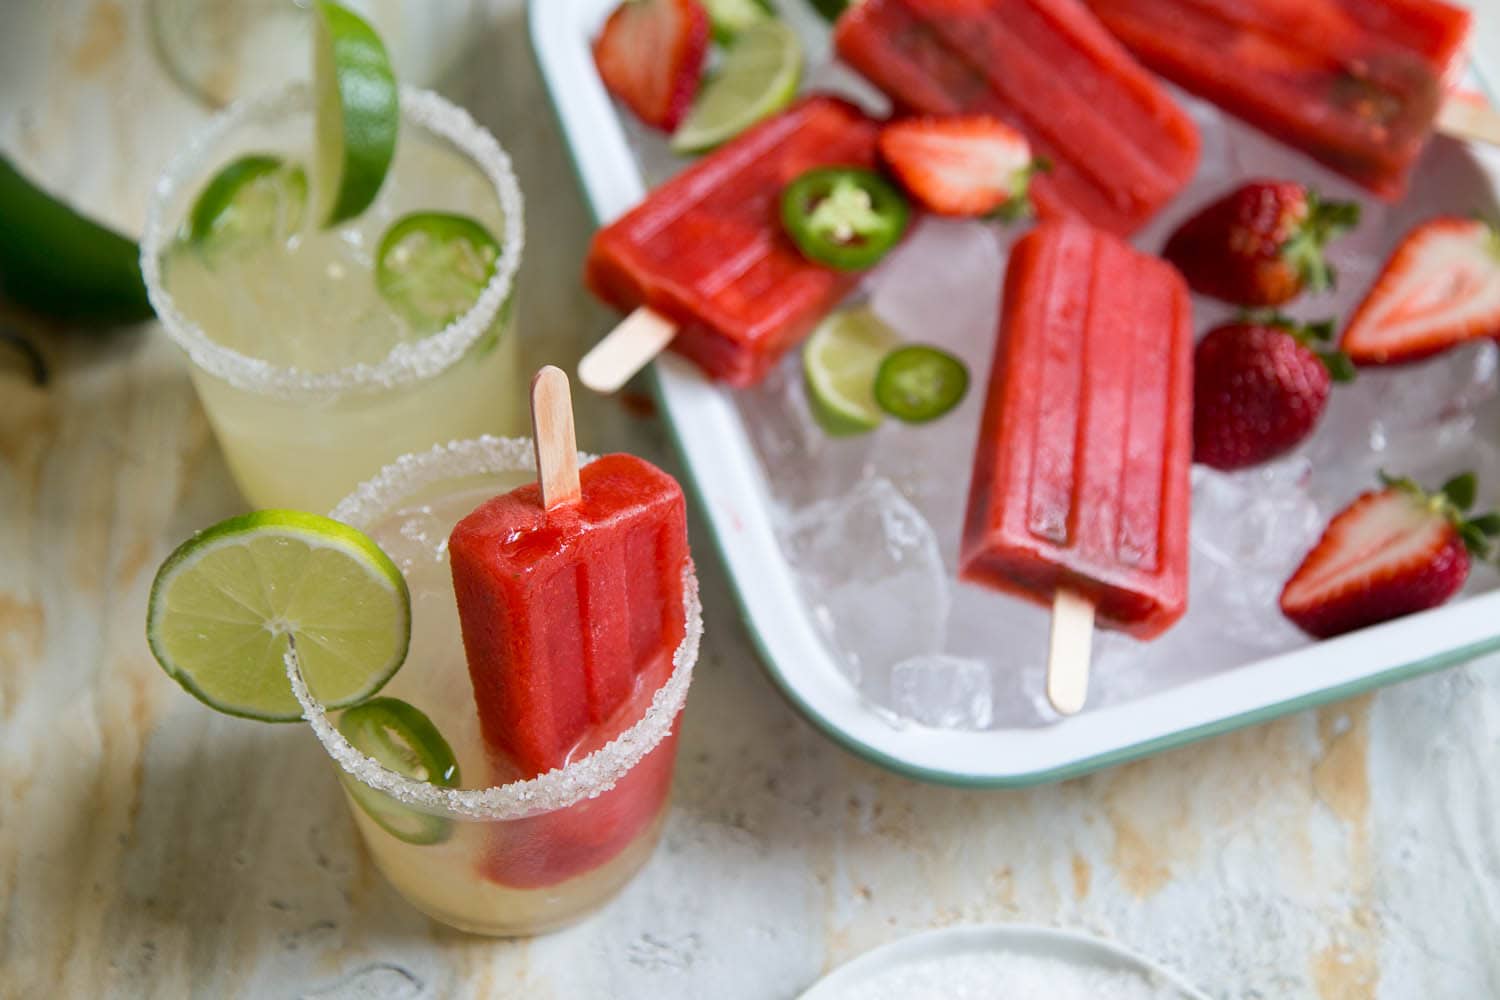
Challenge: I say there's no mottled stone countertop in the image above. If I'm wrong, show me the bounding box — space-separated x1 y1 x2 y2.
3 2 1498 998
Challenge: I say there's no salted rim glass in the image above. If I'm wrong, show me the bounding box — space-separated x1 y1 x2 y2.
140 84 525 402
283 435 703 821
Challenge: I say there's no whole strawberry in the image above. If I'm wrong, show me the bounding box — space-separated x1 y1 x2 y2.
1281 473 1500 639
1193 315 1355 470
1165 181 1360 307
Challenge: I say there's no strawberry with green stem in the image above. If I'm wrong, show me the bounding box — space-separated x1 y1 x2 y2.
877 115 1048 221
1280 472 1500 639
1165 181 1360 307
1192 314 1355 471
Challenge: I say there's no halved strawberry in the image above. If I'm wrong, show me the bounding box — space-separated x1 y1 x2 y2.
593 0 710 133
1164 181 1360 307
1341 217 1500 365
878 115 1043 219
1280 473 1500 639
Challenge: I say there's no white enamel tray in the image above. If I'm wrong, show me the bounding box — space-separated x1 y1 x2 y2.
531 0 1500 786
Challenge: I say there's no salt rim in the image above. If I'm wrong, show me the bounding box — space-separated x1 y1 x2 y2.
286 436 702 821
140 84 525 402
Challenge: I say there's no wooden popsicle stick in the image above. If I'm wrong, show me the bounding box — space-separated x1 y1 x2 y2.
577 306 679 395
1437 93 1500 147
530 365 581 510
1047 588 1094 717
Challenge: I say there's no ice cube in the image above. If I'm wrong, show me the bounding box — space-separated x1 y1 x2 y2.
737 359 878 509
867 218 1007 357
889 655 994 730
783 477 950 690
1188 465 1321 652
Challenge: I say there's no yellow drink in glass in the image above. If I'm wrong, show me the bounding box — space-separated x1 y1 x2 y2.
143 86 526 513
289 437 701 937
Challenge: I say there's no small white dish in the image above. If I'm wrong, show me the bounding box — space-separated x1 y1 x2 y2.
799 924 1211 1000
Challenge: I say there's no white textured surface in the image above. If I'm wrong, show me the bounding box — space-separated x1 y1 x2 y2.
2 2 1500 998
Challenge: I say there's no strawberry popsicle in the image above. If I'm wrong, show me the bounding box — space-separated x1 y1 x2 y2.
833 0 1199 235
584 95 884 388
450 453 689 778
1083 0 1472 200
961 220 1192 660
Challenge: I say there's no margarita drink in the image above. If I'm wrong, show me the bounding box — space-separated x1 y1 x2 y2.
143 86 526 513
296 438 699 936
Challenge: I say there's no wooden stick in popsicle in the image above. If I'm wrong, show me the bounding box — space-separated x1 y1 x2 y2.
1047 588 1094 717
531 365 581 509
577 308 678 395
1438 93 1500 147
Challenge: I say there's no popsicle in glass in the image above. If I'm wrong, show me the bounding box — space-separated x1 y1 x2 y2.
582 95 885 389
1082 0 1473 200
833 0 1200 235
448 369 691 888
961 219 1193 712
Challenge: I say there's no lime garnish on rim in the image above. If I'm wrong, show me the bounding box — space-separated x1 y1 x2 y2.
312 0 398 226
803 306 901 436
146 510 411 722
338 697 460 845
375 211 501 333
670 19 803 155
184 154 308 255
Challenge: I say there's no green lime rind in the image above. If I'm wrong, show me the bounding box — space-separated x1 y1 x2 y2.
0 155 153 326
671 19 803 155
704 0 775 44
803 306 900 436
337 697 459 845
185 154 308 254
375 211 501 333
146 510 411 723
313 0 399 226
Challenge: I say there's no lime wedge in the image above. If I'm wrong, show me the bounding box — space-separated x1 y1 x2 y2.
0 155 153 326
312 0 398 226
803 305 900 436
185 154 308 256
338 697 459 845
375 211 500 333
670 19 802 155
146 510 411 722
703 0 774 43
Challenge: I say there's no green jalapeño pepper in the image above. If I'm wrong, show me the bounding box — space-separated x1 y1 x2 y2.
781 167 910 271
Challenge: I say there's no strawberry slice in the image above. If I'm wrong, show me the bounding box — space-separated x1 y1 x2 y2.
1341 217 1500 365
1280 473 1500 639
593 0 710 132
877 115 1043 219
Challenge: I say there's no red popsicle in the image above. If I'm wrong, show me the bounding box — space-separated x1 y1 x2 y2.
961 220 1193 712
833 0 1200 235
1082 0 1472 200
582 95 884 389
449 383 690 778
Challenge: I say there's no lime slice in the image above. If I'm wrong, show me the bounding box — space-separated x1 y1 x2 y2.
312 0 398 226
670 19 802 155
185 154 308 256
0 155 152 326
338 697 460 845
874 345 970 423
704 0 774 43
803 305 900 436
146 510 411 722
375 211 500 333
